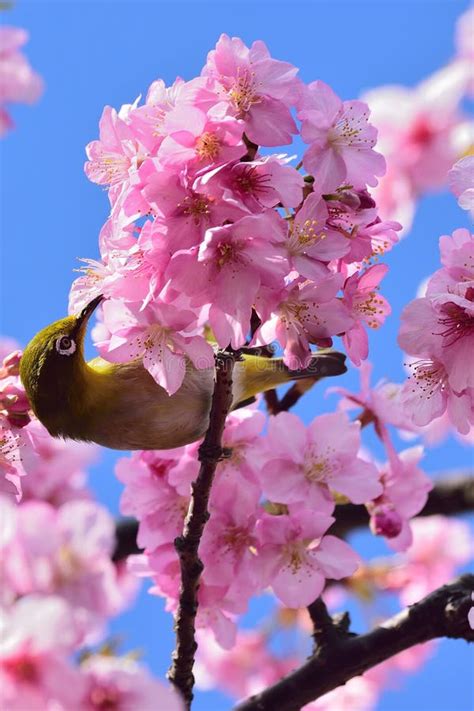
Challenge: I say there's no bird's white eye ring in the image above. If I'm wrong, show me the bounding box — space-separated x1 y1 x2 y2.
55 335 77 356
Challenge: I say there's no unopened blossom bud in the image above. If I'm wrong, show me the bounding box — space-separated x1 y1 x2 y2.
369 504 403 538
0 383 31 428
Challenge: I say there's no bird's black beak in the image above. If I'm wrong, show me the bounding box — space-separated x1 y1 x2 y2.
76 294 104 329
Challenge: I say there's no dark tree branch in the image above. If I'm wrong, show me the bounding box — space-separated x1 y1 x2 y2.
234 574 474 711
307 597 353 652
167 351 236 710
112 518 142 562
112 474 474 562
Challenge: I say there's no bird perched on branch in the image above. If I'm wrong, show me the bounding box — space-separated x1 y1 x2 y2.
19 296 347 450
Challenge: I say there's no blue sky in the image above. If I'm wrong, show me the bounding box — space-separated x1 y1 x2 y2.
1 1 473 709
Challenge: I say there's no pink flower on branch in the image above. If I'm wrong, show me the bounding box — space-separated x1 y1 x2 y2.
195 154 304 213
368 446 433 551
342 264 391 366
98 299 214 395
257 274 353 369
202 34 299 146
158 103 245 169
80 654 184 711
168 211 289 348
297 81 385 193
256 507 360 608
0 595 84 711
257 411 382 511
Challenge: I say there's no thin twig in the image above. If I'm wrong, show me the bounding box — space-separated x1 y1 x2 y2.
167 351 236 709
234 574 474 711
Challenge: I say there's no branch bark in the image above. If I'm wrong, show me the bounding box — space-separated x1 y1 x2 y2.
167 351 236 709
234 574 474 711
112 474 474 562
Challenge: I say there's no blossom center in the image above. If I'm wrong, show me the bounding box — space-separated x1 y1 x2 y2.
304 457 330 482
227 69 261 114
178 194 212 225
99 153 130 185
195 131 221 161
222 525 253 552
216 241 241 268
409 359 447 400
234 166 271 196
355 291 385 328
329 108 368 147
290 218 326 253
3 655 38 683
281 301 311 329
436 299 474 346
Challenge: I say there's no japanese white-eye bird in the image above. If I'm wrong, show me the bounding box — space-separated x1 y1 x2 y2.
19 296 347 450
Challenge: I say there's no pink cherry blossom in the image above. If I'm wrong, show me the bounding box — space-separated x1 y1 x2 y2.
0 418 24 501
330 360 410 434
85 106 144 191
115 448 195 550
158 103 245 169
368 446 432 551
3 500 133 639
257 411 382 510
256 507 360 607
257 274 353 369
210 406 265 500
0 27 43 136
286 193 349 279
383 515 472 605
98 299 214 395
80 654 183 711
401 357 474 435
0 595 85 711
342 264 391 366
200 479 262 598
398 287 474 394
448 156 474 216
363 63 469 227
297 81 385 193
18 418 96 506
202 34 299 146
195 628 298 699
168 211 289 348
430 227 474 293
196 154 304 213
126 76 207 154
137 160 246 248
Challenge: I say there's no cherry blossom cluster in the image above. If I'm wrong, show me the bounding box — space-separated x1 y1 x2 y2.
117 392 439 648
193 514 471 709
362 6 473 231
72 33 401 394
398 228 474 435
0 26 43 136
0 340 183 710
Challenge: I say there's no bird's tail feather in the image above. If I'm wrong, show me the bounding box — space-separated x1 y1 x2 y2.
234 350 347 405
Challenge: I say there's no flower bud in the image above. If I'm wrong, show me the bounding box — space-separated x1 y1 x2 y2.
369 504 403 538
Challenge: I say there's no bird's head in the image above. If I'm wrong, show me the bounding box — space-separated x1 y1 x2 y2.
20 295 104 433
